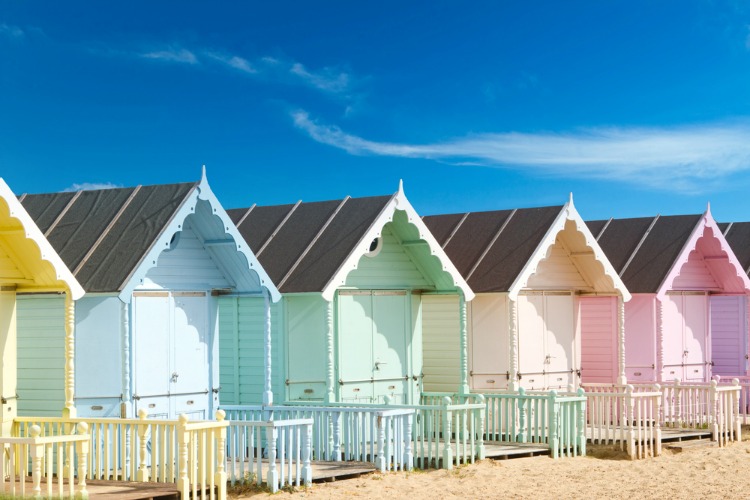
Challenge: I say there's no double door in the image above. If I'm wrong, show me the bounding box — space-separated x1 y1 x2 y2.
133 291 211 419
338 291 413 404
517 292 577 390
661 292 708 382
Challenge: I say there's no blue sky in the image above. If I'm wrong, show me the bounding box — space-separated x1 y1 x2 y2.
2 1 750 220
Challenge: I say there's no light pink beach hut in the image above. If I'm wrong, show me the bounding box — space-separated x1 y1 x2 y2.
588 207 750 384
422 195 630 392
717 221 750 377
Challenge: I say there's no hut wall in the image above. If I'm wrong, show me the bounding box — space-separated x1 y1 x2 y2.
579 296 618 384
710 295 748 377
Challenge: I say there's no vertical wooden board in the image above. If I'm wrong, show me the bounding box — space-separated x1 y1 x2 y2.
624 295 657 381
710 295 747 377
218 297 239 405
682 293 708 381
133 294 171 418
544 294 576 389
16 295 65 416
0 292 16 426
286 295 327 401
74 296 123 416
517 294 546 389
661 294 685 381
172 294 210 416
469 293 510 390
409 293 422 403
338 292 374 402
421 294 460 393
372 292 408 403
580 296 616 384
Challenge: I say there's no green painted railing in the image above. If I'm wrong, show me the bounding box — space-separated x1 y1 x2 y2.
423 389 587 459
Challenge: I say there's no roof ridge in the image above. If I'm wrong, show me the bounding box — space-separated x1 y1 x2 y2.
277 196 350 290
256 201 301 257
466 208 517 281
74 186 142 277
619 214 660 277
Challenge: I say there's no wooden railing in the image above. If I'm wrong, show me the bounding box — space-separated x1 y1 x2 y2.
713 376 750 425
581 384 662 459
225 417 313 493
223 398 485 471
1 422 90 498
424 389 587 459
12 410 229 500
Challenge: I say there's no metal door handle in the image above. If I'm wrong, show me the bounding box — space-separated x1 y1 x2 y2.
171 372 179 382
375 362 387 370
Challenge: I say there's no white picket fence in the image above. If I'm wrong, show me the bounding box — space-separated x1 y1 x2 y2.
0 422 90 498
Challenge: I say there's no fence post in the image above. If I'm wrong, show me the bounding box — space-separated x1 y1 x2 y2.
547 391 559 459
442 397 453 469
403 413 414 470
332 410 342 462
215 410 227 500
576 388 586 456
266 425 279 493
137 409 149 482
376 414 387 472
625 385 635 460
517 387 528 443
177 414 191 500
654 384 662 456
76 422 90 499
29 425 43 497
710 379 719 442
302 423 312 486
673 379 682 428
475 394 486 460
733 379 742 441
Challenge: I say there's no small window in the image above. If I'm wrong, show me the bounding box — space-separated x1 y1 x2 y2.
365 236 383 257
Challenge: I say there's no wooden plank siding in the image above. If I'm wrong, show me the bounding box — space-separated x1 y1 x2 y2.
16 295 65 416
579 296 617 383
710 295 747 377
422 295 461 393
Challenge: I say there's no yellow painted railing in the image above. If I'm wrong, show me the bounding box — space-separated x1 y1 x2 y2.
12 410 229 500
1 422 90 498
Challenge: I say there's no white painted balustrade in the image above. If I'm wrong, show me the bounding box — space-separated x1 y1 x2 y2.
225 417 313 493
581 384 662 459
12 410 229 500
0 422 90 498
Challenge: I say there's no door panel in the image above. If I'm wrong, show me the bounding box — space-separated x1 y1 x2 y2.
133 294 171 417
682 294 707 382
517 295 546 389
172 294 209 416
545 294 575 389
661 295 684 381
338 293 374 402
470 294 509 390
372 292 408 403
580 297 616 384
711 295 747 377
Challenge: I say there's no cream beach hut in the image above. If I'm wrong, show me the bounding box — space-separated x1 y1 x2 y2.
222 182 473 406
422 196 629 392
0 178 84 434
17 171 279 419
588 207 750 383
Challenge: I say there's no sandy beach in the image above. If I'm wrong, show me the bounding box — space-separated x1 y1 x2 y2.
231 433 750 499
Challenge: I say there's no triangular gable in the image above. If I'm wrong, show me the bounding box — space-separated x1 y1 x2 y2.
0 178 84 298
657 206 750 299
508 195 630 301
119 170 280 302
321 182 474 302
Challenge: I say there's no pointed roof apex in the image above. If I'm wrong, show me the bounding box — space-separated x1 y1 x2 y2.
568 192 574 206
706 201 712 216
201 165 208 183
398 179 404 195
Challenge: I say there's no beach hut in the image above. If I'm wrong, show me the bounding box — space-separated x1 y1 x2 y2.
422 196 629 392
222 182 473 405
716 221 750 377
0 178 84 434
588 207 750 383
16 170 279 419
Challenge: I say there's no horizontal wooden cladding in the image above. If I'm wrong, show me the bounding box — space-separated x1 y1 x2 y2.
338 290 407 296
133 291 207 297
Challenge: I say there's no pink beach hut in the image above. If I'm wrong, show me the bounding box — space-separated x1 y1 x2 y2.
422 196 630 392
588 207 750 384
717 221 750 377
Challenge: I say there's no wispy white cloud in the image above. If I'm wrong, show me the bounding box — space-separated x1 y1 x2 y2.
204 51 256 74
0 23 24 39
292 110 750 193
64 182 121 192
141 46 198 65
289 62 350 93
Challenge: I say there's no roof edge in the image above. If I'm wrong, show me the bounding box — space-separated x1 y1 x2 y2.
320 184 475 302
507 195 632 302
0 178 85 299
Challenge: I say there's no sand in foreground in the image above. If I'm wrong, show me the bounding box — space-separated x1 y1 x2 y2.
231 437 750 499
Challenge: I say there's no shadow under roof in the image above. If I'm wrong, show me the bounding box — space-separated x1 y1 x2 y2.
719 222 750 274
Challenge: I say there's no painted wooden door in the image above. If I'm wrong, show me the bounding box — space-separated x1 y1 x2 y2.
133 291 210 419
517 292 576 390
470 294 510 390
579 296 617 384
338 291 410 403
661 293 709 382
710 295 747 377
624 296 657 382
